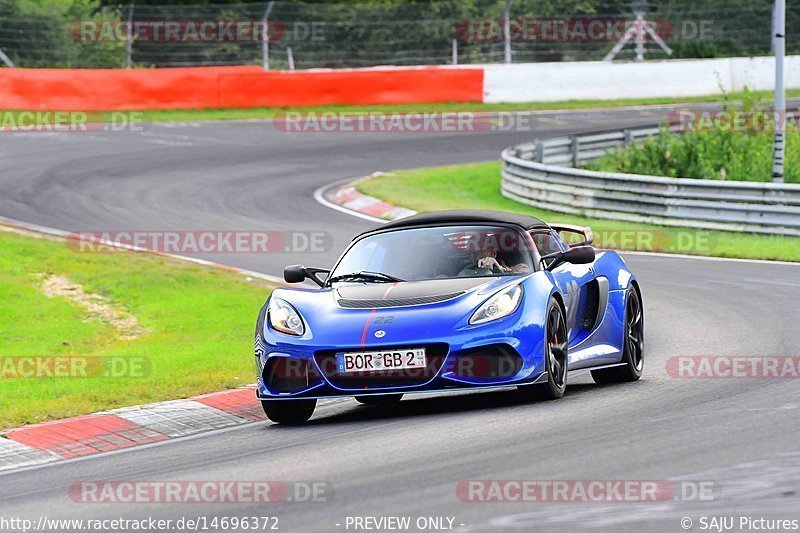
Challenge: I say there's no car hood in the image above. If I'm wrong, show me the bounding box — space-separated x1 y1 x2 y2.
334 277 495 307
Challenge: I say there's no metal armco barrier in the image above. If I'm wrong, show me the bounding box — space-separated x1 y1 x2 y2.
501 127 800 236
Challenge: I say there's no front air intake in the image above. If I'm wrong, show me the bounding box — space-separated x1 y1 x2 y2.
451 344 523 380
263 358 319 393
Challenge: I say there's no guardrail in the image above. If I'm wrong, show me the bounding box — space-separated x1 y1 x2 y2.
501 126 800 236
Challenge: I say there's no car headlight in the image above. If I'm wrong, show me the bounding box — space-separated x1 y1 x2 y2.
268 298 305 336
470 284 523 325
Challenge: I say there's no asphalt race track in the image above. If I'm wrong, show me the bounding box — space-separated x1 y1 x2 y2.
0 104 738 276
1 105 798 532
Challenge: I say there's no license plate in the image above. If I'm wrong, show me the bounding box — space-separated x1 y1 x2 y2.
336 348 426 373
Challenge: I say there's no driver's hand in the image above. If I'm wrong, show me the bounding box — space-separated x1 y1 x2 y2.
477 257 498 270
479 257 510 272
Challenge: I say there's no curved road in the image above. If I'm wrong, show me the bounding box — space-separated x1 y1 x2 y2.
0 106 798 532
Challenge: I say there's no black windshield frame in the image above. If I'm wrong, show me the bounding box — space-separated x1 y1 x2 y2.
325 223 543 287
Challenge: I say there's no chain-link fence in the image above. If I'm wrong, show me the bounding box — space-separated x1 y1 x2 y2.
0 0 797 69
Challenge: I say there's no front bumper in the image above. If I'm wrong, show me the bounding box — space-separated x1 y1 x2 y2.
255 332 548 400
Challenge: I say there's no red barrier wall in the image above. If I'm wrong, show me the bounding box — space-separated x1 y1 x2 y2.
0 66 484 111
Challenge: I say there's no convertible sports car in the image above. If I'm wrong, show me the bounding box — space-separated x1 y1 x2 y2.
254 210 644 423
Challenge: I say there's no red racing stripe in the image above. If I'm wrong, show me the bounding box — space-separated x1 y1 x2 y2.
359 283 397 348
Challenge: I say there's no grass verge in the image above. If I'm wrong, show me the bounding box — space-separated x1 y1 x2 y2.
0 227 271 430
356 162 800 262
115 88 800 122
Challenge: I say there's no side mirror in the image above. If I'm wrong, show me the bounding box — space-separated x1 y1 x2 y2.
543 245 595 271
564 245 595 265
283 265 330 287
283 265 307 284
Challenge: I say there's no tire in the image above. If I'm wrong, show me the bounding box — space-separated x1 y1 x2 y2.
355 394 403 405
261 399 316 424
592 285 644 384
519 298 568 401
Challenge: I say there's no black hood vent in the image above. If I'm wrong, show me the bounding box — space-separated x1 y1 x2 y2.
334 277 489 309
338 292 464 309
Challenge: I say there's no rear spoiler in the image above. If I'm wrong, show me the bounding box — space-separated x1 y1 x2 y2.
551 224 594 247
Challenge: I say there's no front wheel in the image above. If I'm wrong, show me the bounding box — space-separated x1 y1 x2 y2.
519 298 568 401
592 285 644 384
261 399 316 424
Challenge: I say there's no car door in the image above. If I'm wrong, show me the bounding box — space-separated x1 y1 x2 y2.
531 229 595 344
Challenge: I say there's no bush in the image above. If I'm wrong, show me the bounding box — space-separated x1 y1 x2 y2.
587 91 799 183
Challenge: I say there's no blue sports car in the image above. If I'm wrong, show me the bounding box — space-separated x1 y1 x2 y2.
254 210 644 423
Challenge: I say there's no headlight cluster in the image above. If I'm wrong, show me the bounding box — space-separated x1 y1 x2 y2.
470 284 523 325
268 298 305 336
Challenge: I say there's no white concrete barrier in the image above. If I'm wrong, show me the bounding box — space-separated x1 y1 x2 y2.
483 56 800 103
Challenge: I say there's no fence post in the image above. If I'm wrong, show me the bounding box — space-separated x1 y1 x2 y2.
452 38 458 65
287 47 295 70
0 48 14 68
503 0 514 63
772 0 786 183
124 3 134 69
571 136 580 166
634 9 645 61
262 1 275 71
535 140 545 163
624 129 633 146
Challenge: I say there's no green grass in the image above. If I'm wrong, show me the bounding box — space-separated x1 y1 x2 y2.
26 88 795 123
356 162 800 262
0 229 272 429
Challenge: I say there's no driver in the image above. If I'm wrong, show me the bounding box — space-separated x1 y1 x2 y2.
458 247 531 276
477 247 510 273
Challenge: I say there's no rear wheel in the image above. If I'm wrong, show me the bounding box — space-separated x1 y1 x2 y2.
261 399 316 424
520 298 568 401
592 285 644 384
355 394 403 405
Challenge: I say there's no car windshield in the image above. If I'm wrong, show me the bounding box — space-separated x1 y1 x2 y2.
329 226 535 283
